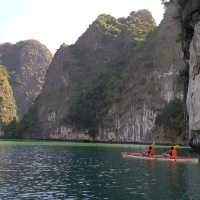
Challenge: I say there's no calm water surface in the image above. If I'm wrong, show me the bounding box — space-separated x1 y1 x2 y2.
0 141 199 200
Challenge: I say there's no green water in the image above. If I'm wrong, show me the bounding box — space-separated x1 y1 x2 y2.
0 141 199 200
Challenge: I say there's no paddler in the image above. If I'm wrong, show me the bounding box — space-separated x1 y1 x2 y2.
145 146 156 157
163 146 177 159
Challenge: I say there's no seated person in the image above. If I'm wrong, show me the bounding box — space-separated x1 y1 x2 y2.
163 146 177 158
144 146 156 156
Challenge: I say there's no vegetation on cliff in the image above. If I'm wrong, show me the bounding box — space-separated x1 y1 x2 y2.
4 105 41 138
95 10 156 40
95 15 122 34
155 99 184 136
0 65 17 127
67 59 128 132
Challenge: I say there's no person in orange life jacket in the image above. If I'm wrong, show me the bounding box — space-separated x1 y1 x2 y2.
145 146 156 156
163 146 177 158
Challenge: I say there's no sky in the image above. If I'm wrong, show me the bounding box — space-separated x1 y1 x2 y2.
0 0 164 54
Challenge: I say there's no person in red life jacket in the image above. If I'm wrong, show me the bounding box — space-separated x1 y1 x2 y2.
163 146 177 158
171 147 177 158
145 146 156 157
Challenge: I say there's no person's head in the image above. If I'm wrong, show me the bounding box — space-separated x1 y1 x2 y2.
149 146 152 150
171 146 174 150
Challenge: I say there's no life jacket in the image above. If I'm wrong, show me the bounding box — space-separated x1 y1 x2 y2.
148 149 156 156
171 149 177 157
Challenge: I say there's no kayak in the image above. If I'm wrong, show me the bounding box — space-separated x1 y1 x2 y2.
121 152 199 164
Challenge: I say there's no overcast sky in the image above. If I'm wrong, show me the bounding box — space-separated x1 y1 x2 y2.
0 0 164 53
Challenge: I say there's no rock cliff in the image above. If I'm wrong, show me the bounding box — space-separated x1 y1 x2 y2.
159 0 200 150
98 1 186 144
18 2 200 146
0 40 52 119
180 0 200 150
20 10 161 140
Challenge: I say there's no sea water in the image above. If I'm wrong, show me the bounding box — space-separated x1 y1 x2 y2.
0 141 199 200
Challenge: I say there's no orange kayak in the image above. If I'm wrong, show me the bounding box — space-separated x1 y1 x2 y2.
121 152 199 164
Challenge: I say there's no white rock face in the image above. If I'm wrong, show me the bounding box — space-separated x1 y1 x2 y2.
50 126 93 141
97 104 157 143
187 22 200 134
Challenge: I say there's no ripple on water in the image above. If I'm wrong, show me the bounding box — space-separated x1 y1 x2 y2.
0 144 198 200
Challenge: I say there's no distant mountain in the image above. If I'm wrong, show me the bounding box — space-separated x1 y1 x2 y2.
0 40 52 119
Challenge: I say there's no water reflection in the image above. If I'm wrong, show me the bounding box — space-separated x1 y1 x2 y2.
184 161 200 199
147 160 156 170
